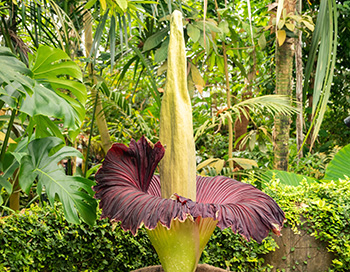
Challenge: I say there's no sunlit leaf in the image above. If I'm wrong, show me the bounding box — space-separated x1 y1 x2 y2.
260 170 316 187
196 158 220 171
258 33 266 49
277 30 286 46
116 0 128 12
324 143 350 181
84 0 97 9
100 0 106 10
187 24 200 43
0 132 15 143
285 23 295 32
229 158 258 170
190 64 205 94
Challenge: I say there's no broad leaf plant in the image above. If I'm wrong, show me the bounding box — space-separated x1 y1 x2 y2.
0 45 97 225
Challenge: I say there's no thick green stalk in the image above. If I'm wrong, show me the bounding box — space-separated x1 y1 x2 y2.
159 10 196 201
0 109 17 162
84 91 99 177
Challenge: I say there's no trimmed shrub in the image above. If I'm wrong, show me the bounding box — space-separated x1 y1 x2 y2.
0 204 158 271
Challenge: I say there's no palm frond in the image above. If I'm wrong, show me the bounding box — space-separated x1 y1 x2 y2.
302 0 337 150
231 95 298 119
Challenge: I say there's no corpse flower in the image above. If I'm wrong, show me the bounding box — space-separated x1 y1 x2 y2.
93 10 285 272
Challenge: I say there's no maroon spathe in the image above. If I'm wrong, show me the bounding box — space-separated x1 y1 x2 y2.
93 136 285 243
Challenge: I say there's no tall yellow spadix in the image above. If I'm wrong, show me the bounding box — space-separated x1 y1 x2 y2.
160 10 196 201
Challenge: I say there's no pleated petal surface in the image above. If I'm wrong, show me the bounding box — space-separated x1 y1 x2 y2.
93 137 285 242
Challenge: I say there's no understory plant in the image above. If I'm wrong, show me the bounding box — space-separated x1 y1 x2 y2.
0 46 96 224
93 10 285 272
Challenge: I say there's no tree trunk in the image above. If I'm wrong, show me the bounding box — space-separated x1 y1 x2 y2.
9 170 20 211
84 12 112 154
234 67 255 151
273 0 296 170
295 0 303 159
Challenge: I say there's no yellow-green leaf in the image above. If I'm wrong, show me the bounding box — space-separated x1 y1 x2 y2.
0 132 16 143
212 159 225 174
100 0 106 10
277 18 285 30
285 23 295 32
116 0 127 12
84 0 97 9
302 20 315 32
277 30 286 46
196 158 219 171
229 158 258 170
190 64 205 94
258 34 266 49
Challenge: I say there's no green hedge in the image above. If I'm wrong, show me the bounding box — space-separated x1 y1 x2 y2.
1 178 349 271
0 204 159 271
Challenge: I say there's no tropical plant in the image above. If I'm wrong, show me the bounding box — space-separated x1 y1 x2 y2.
260 142 350 187
302 0 338 151
93 11 285 272
0 45 96 225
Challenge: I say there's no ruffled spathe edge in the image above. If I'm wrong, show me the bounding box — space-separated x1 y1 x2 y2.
93 136 285 243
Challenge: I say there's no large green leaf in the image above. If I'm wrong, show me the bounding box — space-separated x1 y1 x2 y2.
261 170 316 187
18 137 97 226
324 143 350 181
20 83 76 128
0 47 34 101
30 46 87 125
143 26 169 51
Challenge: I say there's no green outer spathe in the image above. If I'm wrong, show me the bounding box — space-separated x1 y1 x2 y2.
159 10 196 201
147 217 217 272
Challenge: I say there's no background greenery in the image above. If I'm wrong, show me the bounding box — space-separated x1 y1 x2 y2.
0 0 349 271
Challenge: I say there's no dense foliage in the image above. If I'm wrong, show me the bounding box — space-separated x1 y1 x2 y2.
1 177 350 272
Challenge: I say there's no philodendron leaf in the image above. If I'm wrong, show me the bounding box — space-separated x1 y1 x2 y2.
18 137 97 226
20 83 77 128
324 143 350 182
0 47 34 104
31 46 82 80
30 46 87 126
